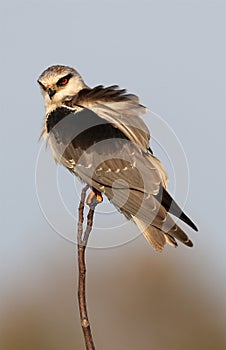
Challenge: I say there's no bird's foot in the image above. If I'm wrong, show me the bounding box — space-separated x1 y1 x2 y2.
86 190 103 206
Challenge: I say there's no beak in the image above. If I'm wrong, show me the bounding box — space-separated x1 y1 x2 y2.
48 88 56 99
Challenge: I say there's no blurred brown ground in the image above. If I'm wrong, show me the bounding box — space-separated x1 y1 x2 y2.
1 233 226 350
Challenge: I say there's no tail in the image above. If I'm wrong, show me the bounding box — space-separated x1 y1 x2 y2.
132 215 193 251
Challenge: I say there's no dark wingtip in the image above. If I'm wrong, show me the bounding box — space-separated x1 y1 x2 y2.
193 225 198 232
180 213 198 232
155 187 198 232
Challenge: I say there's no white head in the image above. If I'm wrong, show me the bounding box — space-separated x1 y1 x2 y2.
37 65 87 113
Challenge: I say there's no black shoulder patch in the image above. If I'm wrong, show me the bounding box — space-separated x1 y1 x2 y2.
46 107 73 133
46 106 128 149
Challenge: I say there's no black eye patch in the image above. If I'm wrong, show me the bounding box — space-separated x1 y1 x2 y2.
37 80 47 91
57 73 73 87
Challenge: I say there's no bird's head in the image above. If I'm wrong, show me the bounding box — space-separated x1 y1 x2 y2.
37 65 87 113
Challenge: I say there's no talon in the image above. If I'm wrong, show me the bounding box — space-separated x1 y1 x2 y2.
96 192 103 202
86 190 103 206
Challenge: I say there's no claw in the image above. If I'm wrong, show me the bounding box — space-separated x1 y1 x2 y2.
86 190 103 206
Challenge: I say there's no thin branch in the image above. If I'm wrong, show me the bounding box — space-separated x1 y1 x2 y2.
77 185 98 350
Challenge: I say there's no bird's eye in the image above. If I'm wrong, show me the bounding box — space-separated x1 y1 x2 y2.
57 73 73 87
58 77 69 86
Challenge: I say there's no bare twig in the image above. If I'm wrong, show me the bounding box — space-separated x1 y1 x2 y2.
77 185 98 350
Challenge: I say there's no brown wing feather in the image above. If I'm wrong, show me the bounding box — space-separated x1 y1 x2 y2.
63 85 151 151
66 85 139 106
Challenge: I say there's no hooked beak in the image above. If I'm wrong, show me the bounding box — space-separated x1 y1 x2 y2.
48 88 56 99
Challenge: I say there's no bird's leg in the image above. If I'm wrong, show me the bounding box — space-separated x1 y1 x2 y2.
86 188 103 206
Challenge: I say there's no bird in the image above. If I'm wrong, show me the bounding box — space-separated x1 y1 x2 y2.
38 64 198 251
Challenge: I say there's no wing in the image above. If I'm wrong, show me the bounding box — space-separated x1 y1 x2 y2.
64 85 168 187
44 105 163 196
66 85 150 149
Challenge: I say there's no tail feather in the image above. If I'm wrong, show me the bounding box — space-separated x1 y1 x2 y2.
132 216 166 251
132 210 193 251
169 225 193 247
165 233 178 248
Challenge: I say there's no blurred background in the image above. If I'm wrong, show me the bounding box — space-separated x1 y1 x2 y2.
1 1 226 349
